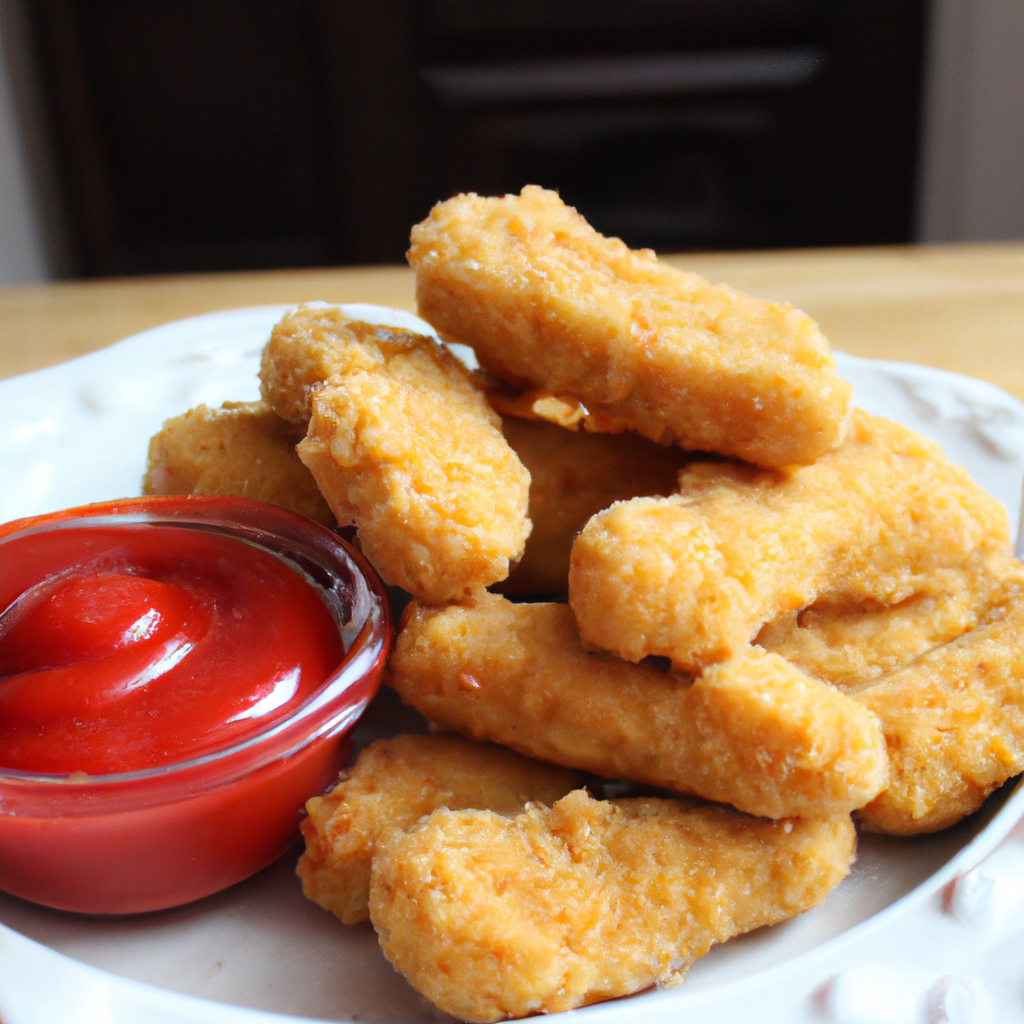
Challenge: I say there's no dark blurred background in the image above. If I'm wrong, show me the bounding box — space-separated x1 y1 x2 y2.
1 0 1022 282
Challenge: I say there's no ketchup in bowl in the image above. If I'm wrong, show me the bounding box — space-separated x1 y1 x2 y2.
0 496 391 915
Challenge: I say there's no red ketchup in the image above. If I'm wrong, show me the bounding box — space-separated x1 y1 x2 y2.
0 528 344 775
0 497 390 914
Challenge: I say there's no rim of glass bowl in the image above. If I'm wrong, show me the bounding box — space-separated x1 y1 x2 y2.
0 495 393 811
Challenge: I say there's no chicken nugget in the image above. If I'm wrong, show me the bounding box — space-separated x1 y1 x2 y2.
298 734 583 924
370 789 856 1021
853 567 1024 834
387 593 887 819
260 304 531 603
408 186 852 470
744 555 1024 834
569 411 1010 671
756 558 1018 691
498 416 688 595
142 400 335 526
259 305 418 427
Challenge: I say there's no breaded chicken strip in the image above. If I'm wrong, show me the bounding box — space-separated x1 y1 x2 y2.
409 186 852 470
143 401 335 527
298 734 583 924
854 567 1024 834
260 305 436 427
570 411 1010 671
756 559 1019 691
754 556 1024 833
387 593 887 820
260 304 531 604
371 789 856 1021
498 416 688 595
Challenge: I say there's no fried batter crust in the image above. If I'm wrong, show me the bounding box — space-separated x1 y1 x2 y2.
370 790 856 1021
387 593 888 819
298 734 582 924
260 305 531 604
143 395 675 596
409 186 852 470
756 559 1017 691
569 411 1010 671
142 401 335 526
499 416 688 595
854 568 1024 834
260 305 434 427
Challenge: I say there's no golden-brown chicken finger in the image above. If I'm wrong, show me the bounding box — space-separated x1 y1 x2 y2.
260 305 531 603
143 401 334 526
498 416 688 595
387 593 887 819
259 305 428 427
409 186 852 470
854 568 1024 834
756 558 1018 691
371 790 856 1021
754 555 1024 834
298 734 583 924
569 411 1010 671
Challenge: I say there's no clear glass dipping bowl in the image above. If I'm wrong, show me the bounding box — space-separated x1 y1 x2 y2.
0 495 392 915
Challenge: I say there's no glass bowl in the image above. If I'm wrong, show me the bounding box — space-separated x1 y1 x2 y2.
0 495 392 915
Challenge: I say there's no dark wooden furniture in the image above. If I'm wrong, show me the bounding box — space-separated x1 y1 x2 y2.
27 0 928 276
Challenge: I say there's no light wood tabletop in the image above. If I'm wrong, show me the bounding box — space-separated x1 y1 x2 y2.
1 242 1023 399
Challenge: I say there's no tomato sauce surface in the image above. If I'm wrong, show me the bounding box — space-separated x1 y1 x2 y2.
0 524 345 775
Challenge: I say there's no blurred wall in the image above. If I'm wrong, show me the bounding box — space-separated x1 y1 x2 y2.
917 0 1024 242
0 0 52 284
0 0 69 285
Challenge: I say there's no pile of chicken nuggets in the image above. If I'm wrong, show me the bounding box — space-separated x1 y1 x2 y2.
145 186 1024 1022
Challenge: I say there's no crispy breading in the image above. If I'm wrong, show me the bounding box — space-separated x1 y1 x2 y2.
142 401 335 526
142 396 678 596
370 789 856 1021
853 567 1024 834
259 305 433 427
408 186 852 470
498 416 688 595
387 593 888 820
298 734 583 924
754 556 1024 834
259 305 531 603
756 560 1016 691
484 380 635 435
569 411 1011 671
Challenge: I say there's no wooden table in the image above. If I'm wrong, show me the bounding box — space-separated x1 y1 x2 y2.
2 243 1023 400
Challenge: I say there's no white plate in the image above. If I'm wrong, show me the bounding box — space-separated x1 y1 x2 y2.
1 307 1024 1024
